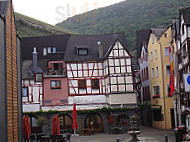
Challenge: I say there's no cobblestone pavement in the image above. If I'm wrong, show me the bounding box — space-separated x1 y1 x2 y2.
71 126 175 142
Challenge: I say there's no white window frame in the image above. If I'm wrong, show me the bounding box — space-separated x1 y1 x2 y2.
153 85 160 96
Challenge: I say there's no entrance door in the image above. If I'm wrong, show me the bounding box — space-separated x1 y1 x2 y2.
85 114 103 133
171 108 175 129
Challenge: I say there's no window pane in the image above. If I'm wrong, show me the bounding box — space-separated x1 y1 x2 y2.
43 48 47 56
92 79 99 89
22 87 28 97
153 86 160 96
51 81 61 89
77 48 88 56
165 47 169 56
78 80 86 89
48 47 51 53
166 65 170 75
35 74 43 82
53 47 56 53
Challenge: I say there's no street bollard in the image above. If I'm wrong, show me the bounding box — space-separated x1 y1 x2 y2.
116 138 120 142
165 135 168 142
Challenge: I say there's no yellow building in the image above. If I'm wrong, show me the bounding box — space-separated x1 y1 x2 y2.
147 26 174 129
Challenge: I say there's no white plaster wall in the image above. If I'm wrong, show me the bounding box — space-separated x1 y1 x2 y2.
107 93 137 105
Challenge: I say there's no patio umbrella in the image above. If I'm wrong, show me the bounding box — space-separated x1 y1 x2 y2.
55 115 60 136
52 115 60 136
23 116 31 141
109 114 114 124
72 103 78 134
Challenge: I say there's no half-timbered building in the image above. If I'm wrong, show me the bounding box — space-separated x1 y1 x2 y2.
21 35 70 112
64 33 137 108
0 0 22 141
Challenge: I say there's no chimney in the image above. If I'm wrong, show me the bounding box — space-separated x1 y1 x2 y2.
33 47 38 71
97 41 103 59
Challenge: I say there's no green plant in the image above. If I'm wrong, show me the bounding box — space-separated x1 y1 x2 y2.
37 117 48 128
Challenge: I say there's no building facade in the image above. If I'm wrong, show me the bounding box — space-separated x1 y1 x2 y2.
21 33 137 112
148 27 174 129
137 30 152 126
0 0 22 141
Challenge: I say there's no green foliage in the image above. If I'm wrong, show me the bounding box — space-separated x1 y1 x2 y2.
56 0 190 51
14 12 76 38
37 117 49 127
23 107 136 115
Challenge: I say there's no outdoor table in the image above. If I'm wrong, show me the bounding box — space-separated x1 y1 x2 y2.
41 135 51 142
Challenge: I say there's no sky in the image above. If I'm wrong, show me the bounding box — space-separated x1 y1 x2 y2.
13 0 125 25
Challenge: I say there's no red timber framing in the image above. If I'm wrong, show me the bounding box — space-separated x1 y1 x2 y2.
106 41 134 93
22 79 43 104
67 41 134 96
67 61 106 96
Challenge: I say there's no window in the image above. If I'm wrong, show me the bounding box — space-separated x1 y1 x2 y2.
142 69 144 81
146 67 149 80
77 48 88 56
156 66 159 77
155 50 158 59
166 65 170 75
92 79 99 89
53 47 56 53
182 24 185 35
152 34 155 44
167 84 171 96
78 80 86 89
153 86 160 96
164 33 167 38
150 52 153 60
22 87 28 97
165 47 169 56
35 73 43 82
153 109 162 121
48 47 51 53
151 68 155 78
144 68 146 81
51 80 61 89
43 48 47 56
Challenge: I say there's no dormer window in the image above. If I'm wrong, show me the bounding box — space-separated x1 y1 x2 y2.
77 48 88 56
52 47 56 53
35 73 43 82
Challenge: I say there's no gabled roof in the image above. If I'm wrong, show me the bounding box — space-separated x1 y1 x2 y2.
136 30 151 58
151 27 168 41
0 0 9 17
180 6 190 25
64 32 128 62
21 34 70 61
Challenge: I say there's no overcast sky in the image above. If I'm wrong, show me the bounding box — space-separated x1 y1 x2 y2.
13 0 124 25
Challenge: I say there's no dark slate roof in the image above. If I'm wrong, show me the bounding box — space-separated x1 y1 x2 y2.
0 0 9 17
136 30 150 58
64 32 128 62
180 6 190 25
22 59 48 79
151 27 167 41
21 34 70 61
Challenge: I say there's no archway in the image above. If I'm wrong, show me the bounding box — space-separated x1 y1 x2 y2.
27 116 40 133
85 113 103 133
58 114 73 133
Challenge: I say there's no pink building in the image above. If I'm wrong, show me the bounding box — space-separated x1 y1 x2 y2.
43 61 69 106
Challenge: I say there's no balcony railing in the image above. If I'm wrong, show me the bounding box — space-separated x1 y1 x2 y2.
44 67 66 77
